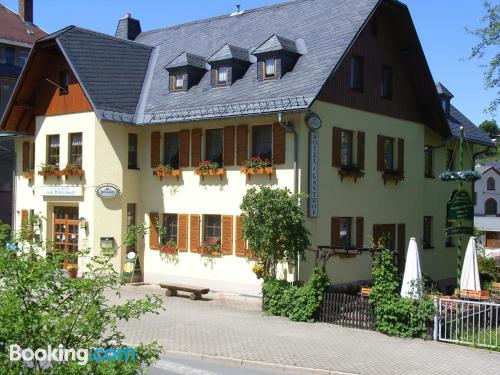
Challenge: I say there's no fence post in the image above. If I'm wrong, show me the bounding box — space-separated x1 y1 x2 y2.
433 297 439 341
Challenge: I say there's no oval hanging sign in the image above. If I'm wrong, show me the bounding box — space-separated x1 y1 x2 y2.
96 183 121 199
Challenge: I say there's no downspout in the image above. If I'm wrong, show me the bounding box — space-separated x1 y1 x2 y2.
278 112 300 281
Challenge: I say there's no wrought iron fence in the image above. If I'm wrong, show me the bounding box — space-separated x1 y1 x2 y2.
438 297 500 349
318 292 375 330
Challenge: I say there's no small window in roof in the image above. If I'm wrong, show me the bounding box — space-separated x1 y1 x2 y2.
174 74 184 91
217 67 228 85
264 58 276 80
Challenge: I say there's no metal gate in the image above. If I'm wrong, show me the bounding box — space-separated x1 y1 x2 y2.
437 297 499 349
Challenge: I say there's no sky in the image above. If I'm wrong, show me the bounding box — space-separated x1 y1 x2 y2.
3 0 497 125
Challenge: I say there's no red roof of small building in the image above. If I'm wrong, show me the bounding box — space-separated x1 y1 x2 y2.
0 4 46 46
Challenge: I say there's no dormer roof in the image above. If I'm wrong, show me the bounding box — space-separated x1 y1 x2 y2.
435 82 454 98
252 34 299 55
165 52 207 71
208 44 250 64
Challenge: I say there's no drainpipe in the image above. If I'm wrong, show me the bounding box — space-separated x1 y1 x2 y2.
277 112 300 281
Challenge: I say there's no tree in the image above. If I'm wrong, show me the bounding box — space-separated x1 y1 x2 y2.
240 187 311 277
0 224 163 374
479 119 499 138
467 1 499 115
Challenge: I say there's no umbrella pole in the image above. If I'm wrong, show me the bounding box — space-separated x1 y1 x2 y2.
456 127 464 290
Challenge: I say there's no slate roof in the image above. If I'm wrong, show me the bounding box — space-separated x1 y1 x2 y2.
0 4 46 46
165 52 208 70
208 44 250 63
49 27 153 122
135 0 380 123
252 34 299 55
436 82 454 98
448 104 494 147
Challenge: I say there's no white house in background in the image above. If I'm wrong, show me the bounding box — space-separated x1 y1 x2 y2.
474 163 500 259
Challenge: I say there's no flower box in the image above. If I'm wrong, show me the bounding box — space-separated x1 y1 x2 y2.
38 164 61 178
195 161 225 180
153 165 181 181
382 170 404 185
240 166 275 179
159 243 178 254
199 239 222 256
338 166 364 182
23 170 35 181
62 164 85 179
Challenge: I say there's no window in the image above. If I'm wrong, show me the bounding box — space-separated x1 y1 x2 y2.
204 215 221 243
381 65 393 99
441 98 450 116
340 130 353 167
339 217 352 248
350 56 363 91
17 50 28 68
252 125 272 160
128 133 138 169
205 129 223 166
69 133 82 166
59 71 69 95
485 198 497 215
47 135 60 167
423 216 432 248
162 214 178 243
424 146 433 177
163 132 179 169
5 46 15 65
174 74 184 91
487 177 495 191
0 79 15 115
264 58 276 79
383 137 394 171
217 66 228 86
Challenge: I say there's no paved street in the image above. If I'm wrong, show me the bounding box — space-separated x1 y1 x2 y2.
112 284 500 375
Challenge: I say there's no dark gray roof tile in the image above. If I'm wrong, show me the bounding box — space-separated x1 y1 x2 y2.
448 104 494 147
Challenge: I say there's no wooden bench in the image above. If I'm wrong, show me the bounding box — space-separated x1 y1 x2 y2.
491 282 500 293
159 283 209 300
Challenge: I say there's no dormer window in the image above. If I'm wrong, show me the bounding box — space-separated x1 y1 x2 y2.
252 34 301 82
217 67 228 86
175 74 184 91
264 58 276 80
59 70 69 96
208 44 250 88
165 52 207 93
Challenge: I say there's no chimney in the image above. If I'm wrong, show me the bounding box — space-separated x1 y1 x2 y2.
19 0 33 24
115 13 142 41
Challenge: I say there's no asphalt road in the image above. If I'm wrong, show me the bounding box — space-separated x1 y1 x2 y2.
149 352 288 375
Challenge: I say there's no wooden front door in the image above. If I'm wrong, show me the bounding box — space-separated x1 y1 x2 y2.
53 207 79 266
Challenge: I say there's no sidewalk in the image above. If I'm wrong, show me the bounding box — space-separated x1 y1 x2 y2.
114 284 500 375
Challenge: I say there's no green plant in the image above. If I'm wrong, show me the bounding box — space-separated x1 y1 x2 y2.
38 163 59 176
242 157 272 169
262 268 330 322
199 239 221 255
195 160 220 175
0 221 11 248
153 164 175 177
369 248 434 339
0 226 163 373
240 187 311 277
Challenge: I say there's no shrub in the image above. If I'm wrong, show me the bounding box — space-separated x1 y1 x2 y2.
263 268 330 322
369 248 434 339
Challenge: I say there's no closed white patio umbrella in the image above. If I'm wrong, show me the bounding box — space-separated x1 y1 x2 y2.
401 237 422 298
460 237 481 291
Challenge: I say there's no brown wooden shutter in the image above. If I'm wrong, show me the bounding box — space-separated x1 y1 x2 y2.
331 217 341 247
191 129 202 167
22 141 30 171
356 217 364 249
235 216 246 256
377 135 385 171
357 131 365 170
177 214 188 252
373 224 381 247
189 214 200 252
21 209 28 227
223 126 235 166
397 223 406 273
332 127 342 167
236 125 248 165
397 138 405 172
222 215 233 255
149 213 159 250
179 130 190 168
151 132 161 168
272 122 286 164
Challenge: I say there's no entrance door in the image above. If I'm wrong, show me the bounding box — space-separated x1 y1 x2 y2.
53 207 79 267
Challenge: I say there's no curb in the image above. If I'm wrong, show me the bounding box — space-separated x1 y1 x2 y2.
163 349 358 375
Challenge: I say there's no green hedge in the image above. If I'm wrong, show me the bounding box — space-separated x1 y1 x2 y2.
262 268 330 322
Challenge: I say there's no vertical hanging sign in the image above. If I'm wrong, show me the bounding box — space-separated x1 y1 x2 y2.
309 131 319 217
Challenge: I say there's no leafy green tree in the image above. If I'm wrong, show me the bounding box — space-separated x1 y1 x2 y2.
479 119 499 138
467 1 499 115
0 225 163 374
240 187 311 277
